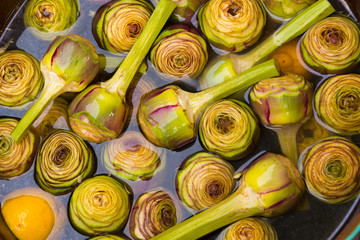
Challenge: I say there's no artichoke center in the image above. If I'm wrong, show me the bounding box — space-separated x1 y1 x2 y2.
207 180 222 198
0 134 13 156
128 23 141 38
53 146 70 166
215 114 235 134
322 28 342 46
3 64 21 82
227 3 242 16
339 93 359 113
325 159 346 178
35 4 55 24
239 227 255 239
93 192 109 207
124 139 142 152
161 207 174 226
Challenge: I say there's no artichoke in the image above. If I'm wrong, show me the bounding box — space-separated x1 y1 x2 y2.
199 0 334 88
10 34 100 143
151 152 305 239
249 72 313 165
150 24 208 81
198 0 266 52
102 131 164 181
68 0 177 143
32 97 70 138
199 99 260 160
300 15 360 74
314 73 360 135
137 59 280 150
129 189 178 239
0 50 43 107
88 235 130 240
92 0 154 53
68 175 132 236
176 152 236 210
35 130 96 195
262 0 317 19
23 0 79 40
216 218 278 240
0 118 39 179
299 136 360 204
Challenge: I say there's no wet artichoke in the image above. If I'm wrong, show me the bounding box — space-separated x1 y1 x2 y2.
35 130 96 195
24 0 80 40
69 175 132 236
89 235 130 240
300 15 360 74
129 189 178 239
199 99 260 161
102 131 164 181
68 0 177 143
152 152 305 239
314 73 360 135
137 59 280 150
198 0 266 52
216 218 278 240
249 72 313 164
150 24 208 80
0 118 39 179
10 34 100 143
0 50 43 107
175 152 236 210
32 97 69 138
262 0 317 19
299 136 360 204
199 0 334 88
92 0 154 53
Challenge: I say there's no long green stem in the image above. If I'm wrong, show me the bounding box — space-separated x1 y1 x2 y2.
189 59 280 118
274 125 300 166
102 0 177 97
152 186 262 240
234 0 335 72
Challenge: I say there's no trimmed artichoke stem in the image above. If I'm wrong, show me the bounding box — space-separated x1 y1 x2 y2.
274 125 300 166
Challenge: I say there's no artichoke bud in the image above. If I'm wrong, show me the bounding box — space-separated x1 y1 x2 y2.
137 85 195 150
314 73 360 135
130 189 178 239
198 0 266 52
0 118 40 179
199 99 260 160
24 0 79 40
69 175 132 236
216 217 278 240
249 73 313 127
300 15 360 74
68 84 128 143
0 50 44 107
176 152 236 210
92 0 154 53
262 0 317 19
35 130 96 195
299 136 360 204
150 24 209 81
41 34 100 92
243 152 305 217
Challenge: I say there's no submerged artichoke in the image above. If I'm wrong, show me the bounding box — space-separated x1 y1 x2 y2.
249 72 313 164
216 218 278 240
102 131 164 181
150 24 208 80
130 189 178 239
299 136 360 204
32 97 70 138
24 0 79 40
300 15 360 74
152 152 304 239
69 175 132 236
138 59 280 150
262 0 317 19
10 34 100 143
198 0 266 52
35 130 96 195
68 0 177 143
92 0 154 53
314 73 360 135
176 152 236 210
199 99 260 160
0 118 39 179
0 50 43 107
